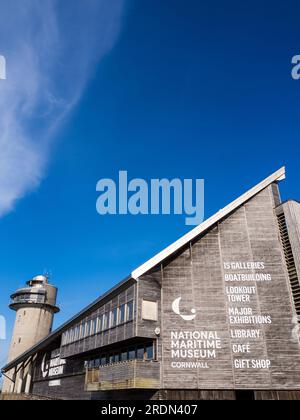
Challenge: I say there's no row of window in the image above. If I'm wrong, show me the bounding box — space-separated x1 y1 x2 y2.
61 301 134 346
85 342 155 369
12 293 45 305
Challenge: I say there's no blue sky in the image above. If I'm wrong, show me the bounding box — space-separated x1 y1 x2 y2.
0 0 300 367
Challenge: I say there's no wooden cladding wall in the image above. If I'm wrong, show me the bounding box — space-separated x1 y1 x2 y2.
141 184 300 391
85 360 160 391
61 284 136 358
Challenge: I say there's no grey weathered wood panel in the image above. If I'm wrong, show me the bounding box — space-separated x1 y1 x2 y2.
141 184 300 390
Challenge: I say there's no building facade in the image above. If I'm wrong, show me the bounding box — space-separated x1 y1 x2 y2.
2 167 300 400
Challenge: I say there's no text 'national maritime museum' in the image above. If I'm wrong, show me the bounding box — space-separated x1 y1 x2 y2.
2 167 300 400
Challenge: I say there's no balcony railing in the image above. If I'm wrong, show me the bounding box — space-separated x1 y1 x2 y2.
10 294 46 306
85 360 160 391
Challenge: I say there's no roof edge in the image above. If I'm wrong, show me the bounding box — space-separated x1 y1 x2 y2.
131 167 286 280
1 275 134 373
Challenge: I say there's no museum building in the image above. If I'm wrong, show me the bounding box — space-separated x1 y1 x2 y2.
2 167 300 400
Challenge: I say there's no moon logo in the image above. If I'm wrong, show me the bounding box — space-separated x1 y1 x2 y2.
41 354 49 378
171 297 197 321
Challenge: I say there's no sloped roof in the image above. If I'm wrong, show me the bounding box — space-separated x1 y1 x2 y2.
1 275 134 373
131 167 286 279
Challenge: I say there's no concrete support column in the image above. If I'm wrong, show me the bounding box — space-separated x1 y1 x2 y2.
15 365 24 394
11 368 17 393
1 368 16 394
25 363 33 394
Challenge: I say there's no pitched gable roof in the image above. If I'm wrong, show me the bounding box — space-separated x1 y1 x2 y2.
131 167 286 279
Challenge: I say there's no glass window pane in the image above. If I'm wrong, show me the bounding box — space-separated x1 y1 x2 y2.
74 326 78 341
146 343 154 360
91 318 97 335
79 324 84 339
85 321 90 337
103 313 108 330
116 307 120 326
127 302 134 321
121 350 128 361
109 311 113 328
96 317 101 333
110 308 118 328
137 345 145 360
119 304 125 324
128 347 136 360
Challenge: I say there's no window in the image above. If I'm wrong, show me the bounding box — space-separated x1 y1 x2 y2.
119 304 126 324
96 316 101 333
84 321 90 337
79 324 84 340
110 308 118 328
128 347 136 360
74 326 79 341
115 352 121 363
137 345 145 360
142 300 158 321
60 299 135 346
86 341 155 369
146 343 154 360
121 350 128 361
102 313 108 330
127 301 134 321
91 318 97 335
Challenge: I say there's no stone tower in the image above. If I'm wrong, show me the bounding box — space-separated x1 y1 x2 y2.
2 275 59 393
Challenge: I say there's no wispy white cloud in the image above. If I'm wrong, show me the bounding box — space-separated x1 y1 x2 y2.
0 0 125 216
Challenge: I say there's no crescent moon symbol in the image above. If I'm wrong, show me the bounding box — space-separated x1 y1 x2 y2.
172 297 197 321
